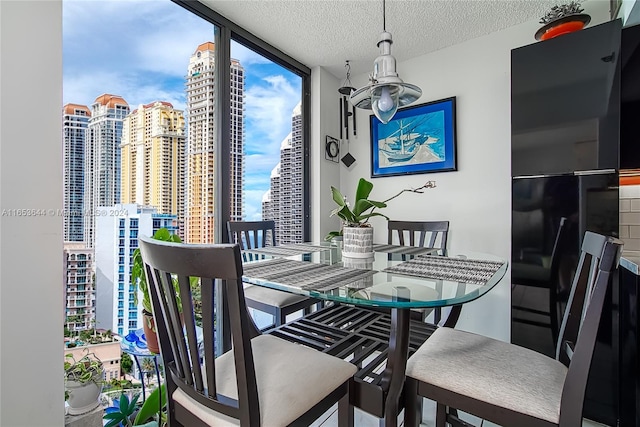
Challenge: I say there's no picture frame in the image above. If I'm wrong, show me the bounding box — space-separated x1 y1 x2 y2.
370 96 457 178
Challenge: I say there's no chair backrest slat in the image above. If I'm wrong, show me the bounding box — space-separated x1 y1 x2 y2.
387 220 449 253
139 236 262 424
228 220 276 249
557 232 622 426
200 277 217 397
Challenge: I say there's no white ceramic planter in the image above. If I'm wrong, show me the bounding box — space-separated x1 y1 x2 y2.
342 226 374 258
342 256 374 288
66 374 103 415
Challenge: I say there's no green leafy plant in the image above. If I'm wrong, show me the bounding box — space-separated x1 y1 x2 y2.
326 178 436 240
131 228 202 337
131 228 182 315
64 350 104 385
103 384 167 427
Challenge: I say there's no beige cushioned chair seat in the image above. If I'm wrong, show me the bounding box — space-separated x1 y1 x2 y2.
406 327 568 424
243 284 309 307
173 334 357 426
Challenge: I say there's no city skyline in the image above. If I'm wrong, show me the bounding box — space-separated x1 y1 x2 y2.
63 0 302 222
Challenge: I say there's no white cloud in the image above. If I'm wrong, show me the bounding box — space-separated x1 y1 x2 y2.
244 153 281 179
243 189 268 221
63 71 186 111
244 74 299 149
63 0 302 223
231 42 272 66
64 0 212 84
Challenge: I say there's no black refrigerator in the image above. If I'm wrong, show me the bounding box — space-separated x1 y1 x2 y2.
511 19 621 425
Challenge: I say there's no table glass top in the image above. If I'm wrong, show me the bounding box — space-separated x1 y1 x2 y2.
241 242 508 309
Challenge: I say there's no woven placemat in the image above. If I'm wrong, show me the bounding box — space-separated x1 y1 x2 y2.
243 258 377 292
373 244 438 255
382 255 504 285
243 243 329 257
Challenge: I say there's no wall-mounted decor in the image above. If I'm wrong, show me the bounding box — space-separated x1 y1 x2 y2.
535 1 590 41
338 61 357 168
325 135 340 163
370 96 456 178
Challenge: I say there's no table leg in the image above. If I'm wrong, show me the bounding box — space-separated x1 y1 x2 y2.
380 306 411 427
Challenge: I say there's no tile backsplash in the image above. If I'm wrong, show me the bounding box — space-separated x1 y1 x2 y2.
620 185 640 252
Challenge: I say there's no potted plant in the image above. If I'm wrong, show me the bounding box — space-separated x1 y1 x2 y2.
103 384 167 427
535 1 591 41
64 350 105 415
131 228 182 354
327 178 436 258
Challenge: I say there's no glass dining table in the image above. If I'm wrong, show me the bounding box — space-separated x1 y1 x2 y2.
236 242 508 427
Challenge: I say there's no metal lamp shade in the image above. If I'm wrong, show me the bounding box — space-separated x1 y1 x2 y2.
350 31 421 123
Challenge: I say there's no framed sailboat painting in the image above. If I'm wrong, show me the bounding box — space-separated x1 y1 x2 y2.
370 97 457 178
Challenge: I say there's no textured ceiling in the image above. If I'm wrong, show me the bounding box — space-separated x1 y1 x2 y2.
198 0 611 79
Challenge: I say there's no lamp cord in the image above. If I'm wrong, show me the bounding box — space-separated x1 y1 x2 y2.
382 0 386 31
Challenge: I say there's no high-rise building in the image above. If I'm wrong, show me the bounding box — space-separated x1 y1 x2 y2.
94 204 177 337
63 104 91 242
262 102 304 244
63 242 95 333
263 163 281 237
185 42 245 243
84 94 130 248
121 101 186 238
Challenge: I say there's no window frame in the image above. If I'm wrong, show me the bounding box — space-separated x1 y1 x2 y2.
172 0 311 243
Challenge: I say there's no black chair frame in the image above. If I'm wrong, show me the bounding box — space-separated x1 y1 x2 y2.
404 231 623 427
139 236 354 426
387 220 449 255
387 220 450 323
227 220 319 327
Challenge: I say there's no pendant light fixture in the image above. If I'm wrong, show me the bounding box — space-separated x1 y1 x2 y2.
349 0 422 124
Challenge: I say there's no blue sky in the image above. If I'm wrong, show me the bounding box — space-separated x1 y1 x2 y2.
63 0 302 221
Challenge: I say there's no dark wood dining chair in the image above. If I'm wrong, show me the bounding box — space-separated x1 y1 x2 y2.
227 220 319 327
512 217 568 348
387 220 449 255
388 220 450 322
138 235 356 426
403 231 623 427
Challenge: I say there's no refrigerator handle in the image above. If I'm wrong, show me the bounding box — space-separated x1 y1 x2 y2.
574 169 617 176
513 169 617 179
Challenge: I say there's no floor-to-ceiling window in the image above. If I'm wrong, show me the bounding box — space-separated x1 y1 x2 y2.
63 0 310 353
229 40 304 244
174 0 311 340
174 0 311 244
63 0 222 342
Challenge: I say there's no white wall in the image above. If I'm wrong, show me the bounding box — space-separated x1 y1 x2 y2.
310 66 342 242
621 0 638 23
325 1 611 341
0 1 65 425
